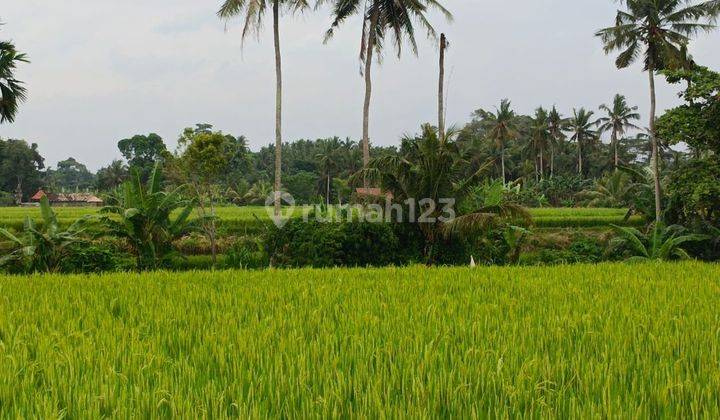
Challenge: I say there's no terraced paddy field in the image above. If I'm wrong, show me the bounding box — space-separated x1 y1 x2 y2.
0 206 644 231
0 262 718 417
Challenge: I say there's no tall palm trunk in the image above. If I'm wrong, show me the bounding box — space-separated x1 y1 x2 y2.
550 143 555 178
501 142 506 185
648 65 662 223
539 147 544 180
273 1 282 217
438 33 447 142
577 137 583 174
326 174 331 206
362 10 380 188
612 128 619 169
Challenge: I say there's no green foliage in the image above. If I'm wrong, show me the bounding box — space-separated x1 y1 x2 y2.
225 236 268 269
609 223 708 262
0 35 29 124
596 0 720 72
659 66 720 154
58 243 130 274
266 218 404 268
47 157 96 191
0 138 45 203
117 133 170 183
0 196 88 273
100 163 194 270
666 156 720 226
284 171 320 204
96 160 129 191
522 235 606 265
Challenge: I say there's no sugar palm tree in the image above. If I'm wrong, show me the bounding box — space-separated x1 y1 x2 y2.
324 0 452 186
566 108 599 175
0 36 29 124
218 0 310 216
596 0 720 223
487 99 517 185
547 106 566 178
597 94 641 169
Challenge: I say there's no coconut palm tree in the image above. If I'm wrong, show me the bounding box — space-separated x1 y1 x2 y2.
530 107 550 181
547 106 565 178
596 0 720 223
597 94 641 169
324 0 452 186
487 99 518 185
0 36 29 124
566 108 599 175
315 139 340 205
218 0 310 216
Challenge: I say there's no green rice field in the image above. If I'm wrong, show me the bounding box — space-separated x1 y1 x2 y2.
0 262 718 417
0 206 644 231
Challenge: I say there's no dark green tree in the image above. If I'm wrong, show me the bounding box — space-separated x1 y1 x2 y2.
117 133 170 183
0 138 44 203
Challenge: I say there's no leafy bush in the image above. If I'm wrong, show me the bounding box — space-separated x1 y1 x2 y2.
59 243 131 273
225 236 268 269
266 218 404 268
521 234 606 265
666 156 720 227
0 196 89 273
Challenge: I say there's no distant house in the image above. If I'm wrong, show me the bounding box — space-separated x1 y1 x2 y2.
30 189 104 207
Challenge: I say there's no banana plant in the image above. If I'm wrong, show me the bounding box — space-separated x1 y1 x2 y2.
609 223 709 262
100 163 194 270
0 195 88 273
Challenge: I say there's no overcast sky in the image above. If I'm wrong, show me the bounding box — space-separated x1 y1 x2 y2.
1 0 719 170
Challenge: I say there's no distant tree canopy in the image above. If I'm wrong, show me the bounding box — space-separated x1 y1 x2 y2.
0 138 44 202
47 157 95 192
117 133 170 182
96 160 129 191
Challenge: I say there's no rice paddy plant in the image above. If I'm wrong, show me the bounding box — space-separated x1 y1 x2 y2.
0 262 718 417
1 206 643 231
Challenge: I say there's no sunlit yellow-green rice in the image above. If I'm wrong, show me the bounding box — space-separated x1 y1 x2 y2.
0 262 718 417
0 206 644 230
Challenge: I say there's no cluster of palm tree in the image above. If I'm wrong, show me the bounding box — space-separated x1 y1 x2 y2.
217 0 452 215
485 95 641 183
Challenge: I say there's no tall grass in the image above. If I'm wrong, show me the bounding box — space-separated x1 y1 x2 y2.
0 262 718 417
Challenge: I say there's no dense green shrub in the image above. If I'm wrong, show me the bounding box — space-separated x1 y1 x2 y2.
266 219 404 268
666 156 720 227
225 236 268 269
59 244 131 273
521 234 606 265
